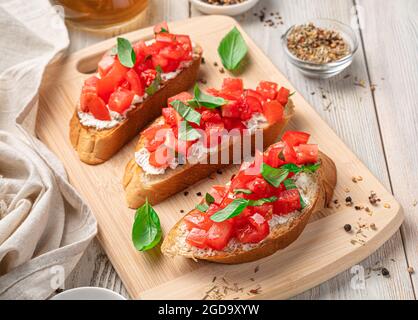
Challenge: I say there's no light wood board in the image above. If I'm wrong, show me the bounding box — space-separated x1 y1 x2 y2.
37 16 403 299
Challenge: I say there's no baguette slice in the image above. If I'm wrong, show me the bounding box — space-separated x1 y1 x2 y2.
69 45 203 165
161 151 336 264
123 100 295 209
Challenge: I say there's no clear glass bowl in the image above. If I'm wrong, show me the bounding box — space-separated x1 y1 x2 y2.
282 19 358 79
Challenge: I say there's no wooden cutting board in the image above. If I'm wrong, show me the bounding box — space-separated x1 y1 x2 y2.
36 16 403 300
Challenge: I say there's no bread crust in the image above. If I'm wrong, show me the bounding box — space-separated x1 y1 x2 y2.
69 45 203 165
161 151 337 264
123 100 295 208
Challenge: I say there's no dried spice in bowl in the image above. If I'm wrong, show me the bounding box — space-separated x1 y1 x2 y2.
201 0 247 4
286 22 351 64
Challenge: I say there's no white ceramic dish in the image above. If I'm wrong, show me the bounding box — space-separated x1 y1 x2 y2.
190 0 260 16
51 287 126 300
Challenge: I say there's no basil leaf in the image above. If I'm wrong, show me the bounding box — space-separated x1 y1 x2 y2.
196 203 209 212
261 163 289 187
289 91 296 97
210 198 249 222
178 121 201 141
170 100 201 125
145 66 163 96
160 27 168 33
302 162 321 173
248 196 278 207
205 193 215 205
131 199 162 251
281 162 320 174
233 189 252 195
217 26 248 71
300 195 307 210
280 163 301 173
117 37 136 68
189 84 226 109
283 178 297 190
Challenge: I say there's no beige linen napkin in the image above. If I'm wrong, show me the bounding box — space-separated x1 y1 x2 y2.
0 0 97 299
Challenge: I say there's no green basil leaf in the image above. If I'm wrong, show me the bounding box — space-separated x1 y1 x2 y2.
261 163 289 187
189 84 226 109
281 162 320 174
196 203 209 212
205 193 215 205
280 163 301 173
178 121 201 141
301 162 321 173
145 66 163 96
170 100 201 125
131 199 162 251
300 194 307 210
283 178 297 190
160 27 168 33
233 189 253 195
289 91 296 97
248 196 278 207
217 26 248 71
117 37 136 68
210 198 249 222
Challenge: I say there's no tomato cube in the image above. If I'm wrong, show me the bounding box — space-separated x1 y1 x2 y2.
256 81 278 100
282 131 310 148
80 92 110 120
97 59 128 102
186 228 208 249
277 87 290 106
184 210 213 231
108 89 134 114
221 100 241 118
262 100 284 124
222 78 244 94
295 144 318 164
206 221 233 250
273 189 301 215
98 55 115 77
126 69 144 96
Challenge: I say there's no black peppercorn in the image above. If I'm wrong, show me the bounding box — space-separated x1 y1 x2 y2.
184 191 189 196
344 224 352 232
345 196 352 202
382 268 390 277
196 192 202 196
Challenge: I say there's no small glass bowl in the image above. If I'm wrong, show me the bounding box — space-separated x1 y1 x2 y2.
282 19 358 79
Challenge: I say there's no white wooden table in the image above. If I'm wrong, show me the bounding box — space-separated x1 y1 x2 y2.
64 0 418 299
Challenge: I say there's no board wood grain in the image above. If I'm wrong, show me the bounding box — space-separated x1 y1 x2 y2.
38 16 403 299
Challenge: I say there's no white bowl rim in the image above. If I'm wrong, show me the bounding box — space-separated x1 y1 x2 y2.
51 286 127 300
191 0 258 9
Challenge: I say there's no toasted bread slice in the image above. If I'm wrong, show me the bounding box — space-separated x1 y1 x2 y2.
69 45 203 165
161 151 336 264
123 100 295 208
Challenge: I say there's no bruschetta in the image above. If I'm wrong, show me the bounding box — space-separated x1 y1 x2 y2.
123 78 295 208
161 131 337 264
69 22 203 164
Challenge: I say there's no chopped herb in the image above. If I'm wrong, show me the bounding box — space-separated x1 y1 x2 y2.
188 84 226 109
170 100 201 125
160 27 168 33
178 121 201 141
117 37 136 68
233 189 253 195
218 26 248 71
261 163 289 187
205 193 215 204
196 203 209 212
248 196 277 207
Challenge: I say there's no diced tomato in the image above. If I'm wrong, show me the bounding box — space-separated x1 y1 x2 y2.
244 89 265 105
201 110 222 126
273 189 301 215
175 35 192 53
277 87 290 106
230 172 258 191
162 107 182 126
108 88 134 114
152 54 169 70
97 59 128 102
125 69 144 96
246 177 269 196
148 145 173 168
252 203 273 220
256 81 278 100
204 122 225 148
141 69 157 87
221 78 243 99
282 131 310 148
206 203 221 216
262 100 284 124
98 55 115 77
264 144 285 168
222 118 246 132
236 213 269 244
80 92 110 120
210 185 228 205
153 21 169 34
283 142 297 163
294 144 318 164
184 210 213 231
145 131 166 152
142 124 170 141
244 95 263 113
206 221 233 250
186 228 207 249
221 100 241 118
84 75 99 89
159 45 186 60
167 92 193 104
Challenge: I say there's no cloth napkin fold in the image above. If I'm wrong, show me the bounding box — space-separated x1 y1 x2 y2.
0 0 97 299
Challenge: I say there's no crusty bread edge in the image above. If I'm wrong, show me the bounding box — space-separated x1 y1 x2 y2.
69 45 203 165
123 100 295 209
160 151 337 264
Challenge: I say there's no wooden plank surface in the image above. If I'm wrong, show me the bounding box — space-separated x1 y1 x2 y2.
63 0 416 299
